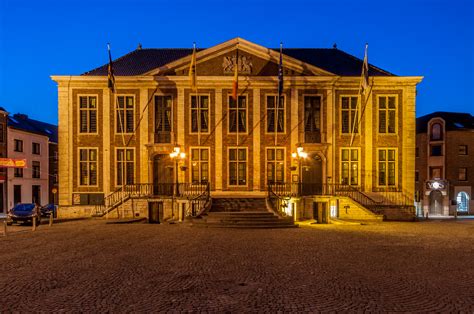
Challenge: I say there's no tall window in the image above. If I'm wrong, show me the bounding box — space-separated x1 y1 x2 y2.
341 148 359 185
341 96 358 134
378 149 396 187
32 161 40 179
116 96 134 133
191 95 209 133
191 148 209 183
14 139 23 152
79 96 97 133
14 168 23 178
79 148 97 186
229 96 247 133
229 148 247 186
431 123 442 141
456 192 469 212
378 96 396 134
155 95 172 132
0 123 4 143
304 96 321 142
266 95 284 133
266 148 285 184
116 148 135 186
32 142 40 155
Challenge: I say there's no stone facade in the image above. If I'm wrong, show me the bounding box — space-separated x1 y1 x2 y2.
52 38 422 219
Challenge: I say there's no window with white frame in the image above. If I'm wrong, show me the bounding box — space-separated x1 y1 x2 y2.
79 96 97 133
378 148 396 187
79 148 97 186
116 96 134 133
229 148 247 186
191 95 209 133
340 148 359 185
191 148 209 183
266 95 284 133
378 96 397 134
229 96 247 133
116 148 135 186
266 148 285 184
341 96 358 134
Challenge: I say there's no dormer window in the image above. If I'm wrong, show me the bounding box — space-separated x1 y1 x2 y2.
431 123 443 141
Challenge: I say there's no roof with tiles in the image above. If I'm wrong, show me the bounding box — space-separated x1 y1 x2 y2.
416 112 474 134
7 114 58 143
82 47 394 77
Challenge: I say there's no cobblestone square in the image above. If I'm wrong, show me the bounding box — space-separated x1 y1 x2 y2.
1 219 473 312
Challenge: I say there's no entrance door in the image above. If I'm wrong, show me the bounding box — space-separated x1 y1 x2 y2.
153 154 174 196
148 202 163 223
32 185 41 205
301 153 323 195
429 190 443 215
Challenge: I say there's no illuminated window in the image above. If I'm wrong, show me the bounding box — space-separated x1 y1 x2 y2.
431 123 442 140
116 148 135 186
229 96 247 133
79 148 97 186
340 148 359 185
191 148 209 183
79 96 97 133
378 96 396 134
267 148 285 184
456 192 469 212
378 149 396 187
458 168 467 181
341 96 358 134
116 96 134 133
430 167 442 179
459 145 468 155
266 96 285 133
229 148 247 186
191 95 209 133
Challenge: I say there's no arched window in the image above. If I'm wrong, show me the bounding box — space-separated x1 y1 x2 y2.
456 192 469 212
431 123 443 140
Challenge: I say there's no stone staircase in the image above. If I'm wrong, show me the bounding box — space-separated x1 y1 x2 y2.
192 197 297 228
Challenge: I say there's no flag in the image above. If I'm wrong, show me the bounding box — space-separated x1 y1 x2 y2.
189 43 197 92
107 43 115 93
232 47 239 101
360 43 369 94
278 42 284 99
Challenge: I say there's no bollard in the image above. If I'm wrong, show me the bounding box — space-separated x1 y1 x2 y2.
2 220 6 237
49 214 53 227
32 216 36 231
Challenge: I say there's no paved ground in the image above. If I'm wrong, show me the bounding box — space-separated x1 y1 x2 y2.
0 219 473 312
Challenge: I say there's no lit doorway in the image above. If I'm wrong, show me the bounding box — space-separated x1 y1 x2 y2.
429 190 443 215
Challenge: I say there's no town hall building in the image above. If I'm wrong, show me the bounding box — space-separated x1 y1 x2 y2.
52 38 422 223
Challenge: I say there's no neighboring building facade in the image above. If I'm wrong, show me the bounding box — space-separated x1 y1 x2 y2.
0 107 8 212
52 38 422 220
7 114 58 208
416 112 474 216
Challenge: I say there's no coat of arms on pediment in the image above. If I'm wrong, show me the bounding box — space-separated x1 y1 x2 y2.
222 55 253 74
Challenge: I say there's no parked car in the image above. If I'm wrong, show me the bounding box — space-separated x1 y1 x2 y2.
7 203 41 225
40 204 57 218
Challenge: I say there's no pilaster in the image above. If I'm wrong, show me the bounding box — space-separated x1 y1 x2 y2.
215 88 223 191
253 88 261 191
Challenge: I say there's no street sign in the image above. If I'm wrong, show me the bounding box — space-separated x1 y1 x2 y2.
0 158 27 168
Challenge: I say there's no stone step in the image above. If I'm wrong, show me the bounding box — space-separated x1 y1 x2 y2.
193 221 298 229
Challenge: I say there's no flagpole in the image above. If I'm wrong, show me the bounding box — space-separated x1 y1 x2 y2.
235 44 239 147
276 42 283 146
350 43 369 147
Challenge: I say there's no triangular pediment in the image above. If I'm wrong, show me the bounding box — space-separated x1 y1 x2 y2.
144 37 335 77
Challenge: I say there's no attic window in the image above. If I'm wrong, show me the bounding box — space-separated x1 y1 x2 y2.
430 123 443 141
10 117 19 124
454 122 464 128
44 129 52 134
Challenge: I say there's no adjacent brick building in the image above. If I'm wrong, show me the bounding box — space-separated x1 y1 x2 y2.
0 107 8 212
416 112 474 216
52 38 422 220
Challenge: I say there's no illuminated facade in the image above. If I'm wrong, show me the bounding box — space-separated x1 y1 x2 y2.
416 112 474 216
52 38 422 221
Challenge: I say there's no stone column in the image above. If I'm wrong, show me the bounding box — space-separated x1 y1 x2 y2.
253 88 261 191
215 88 223 191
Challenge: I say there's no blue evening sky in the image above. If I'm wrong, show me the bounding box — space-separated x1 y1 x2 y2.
0 0 473 125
